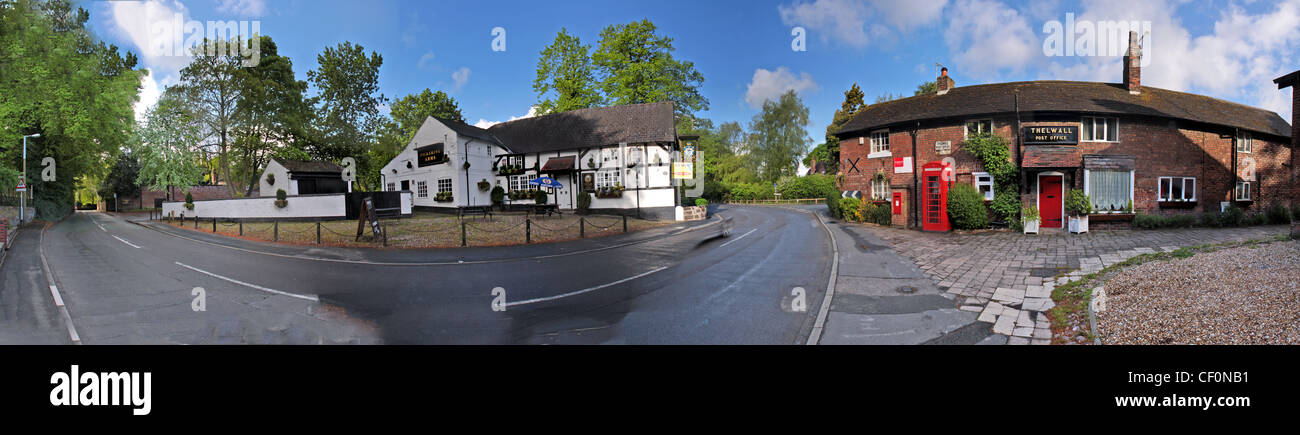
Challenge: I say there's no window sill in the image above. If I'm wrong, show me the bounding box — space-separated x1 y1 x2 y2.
866 151 892 159
1158 200 1197 208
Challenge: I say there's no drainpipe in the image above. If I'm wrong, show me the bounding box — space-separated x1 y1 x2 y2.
1015 92 1024 200
911 121 920 229
1232 127 1238 206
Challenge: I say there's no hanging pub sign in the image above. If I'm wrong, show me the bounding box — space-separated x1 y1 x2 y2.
416 143 448 167
1023 126 1078 145
581 173 595 191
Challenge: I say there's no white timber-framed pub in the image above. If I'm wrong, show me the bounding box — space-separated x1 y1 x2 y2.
379 102 683 219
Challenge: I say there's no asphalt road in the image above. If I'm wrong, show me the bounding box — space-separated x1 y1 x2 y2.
0 205 834 344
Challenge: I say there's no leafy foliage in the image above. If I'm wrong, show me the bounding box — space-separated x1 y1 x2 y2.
533 189 548 204
307 42 386 164
748 90 810 182
1064 189 1091 216
775 174 837 199
946 183 989 230
534 28 604 115
592 19 708 117
134 92 206 195
838 197 859 221
577 191 591 210
1265 203 1292 224
727 183 773 200
231 36 313 196
101 152 141 200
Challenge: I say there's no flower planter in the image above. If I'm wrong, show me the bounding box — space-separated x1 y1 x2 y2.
1068 215 1089 233
1023 219 1040 234
274 200 287 208
595 192 623 199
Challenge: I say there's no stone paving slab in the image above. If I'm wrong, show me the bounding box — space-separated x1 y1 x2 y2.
854 224 1290 345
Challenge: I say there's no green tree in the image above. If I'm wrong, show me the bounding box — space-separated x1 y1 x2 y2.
307 41 386 163
747 90 810 182
232 35 312 196
174 36 249 196
101 152 141 204
369 89 463 188
0 0 143 220
534 28 603 115
914 80 937 95
823 83 866 172
592 19 707 117
134 92 206 199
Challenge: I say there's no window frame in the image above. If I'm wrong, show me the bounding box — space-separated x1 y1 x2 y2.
868 130 891 158
964 119 994 139
436 178 453 194
1157 176 1196 202
1235 181 1252 201
870 177 889 200
1081 117 1120 142
416 181 428 198
1236 131 1252 153
595 170 622 190
972 171 995 201
386 182 395 192
1083 168 1135 213
509 174 537 192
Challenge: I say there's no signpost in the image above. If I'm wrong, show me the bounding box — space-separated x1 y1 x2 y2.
355 197 381 241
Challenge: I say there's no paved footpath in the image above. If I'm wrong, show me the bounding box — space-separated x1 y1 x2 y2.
850 222 1289 344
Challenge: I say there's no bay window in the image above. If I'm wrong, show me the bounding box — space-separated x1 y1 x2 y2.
1157 176 1196 202
1086 169 1133 212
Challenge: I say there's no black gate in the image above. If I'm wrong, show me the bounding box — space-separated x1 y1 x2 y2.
345 192 403 219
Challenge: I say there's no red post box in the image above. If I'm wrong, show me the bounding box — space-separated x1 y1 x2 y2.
891 192 902 215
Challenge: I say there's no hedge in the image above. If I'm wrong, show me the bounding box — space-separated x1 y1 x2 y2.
946 183 989 230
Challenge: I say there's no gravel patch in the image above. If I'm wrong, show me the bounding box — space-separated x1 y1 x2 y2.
1097 241 1300 344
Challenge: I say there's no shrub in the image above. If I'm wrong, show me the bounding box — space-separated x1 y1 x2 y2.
775 174 837 199
728 183 773 201
866 201 891 225
826 192 841 218
1221 206 1244 227
1244 212 1267 226
1133 212 1162 229
186 191 196 203
695 198 708 207
1199 211 1223 228
838 197 860 222
989 190 1020 224
1167 214 1195 228
1292 203 1300 224
491 185 505 204
577 191 591 210
946 184 989 230
533 189 548 204
1064 189 1091 217
1265 203 1291 224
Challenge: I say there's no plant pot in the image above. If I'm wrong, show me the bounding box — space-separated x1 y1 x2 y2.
184 203 194 211
1068 215 1089 234
1023 219 1040 234
274 200 288 208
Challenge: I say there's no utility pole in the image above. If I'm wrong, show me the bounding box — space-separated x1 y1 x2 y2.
20 133 41 224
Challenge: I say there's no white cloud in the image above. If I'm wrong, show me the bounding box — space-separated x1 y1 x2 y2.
868 0 948 29
134 72 163 122
744 67 819 109
943 0 1039 79
474 107 537 129
417 52 436 71
103 0 195 77
779 0 873 47
451 67 471 93
214 0 267 17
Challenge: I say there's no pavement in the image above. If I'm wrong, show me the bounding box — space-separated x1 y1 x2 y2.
1 206 835 344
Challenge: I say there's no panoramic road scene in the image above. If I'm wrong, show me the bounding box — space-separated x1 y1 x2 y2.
1 0 1297 349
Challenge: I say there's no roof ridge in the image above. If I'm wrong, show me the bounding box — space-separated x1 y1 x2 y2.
487 101 674 130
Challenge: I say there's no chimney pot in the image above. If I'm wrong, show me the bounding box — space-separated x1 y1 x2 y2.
937 68 955 95
1123 31 1142 94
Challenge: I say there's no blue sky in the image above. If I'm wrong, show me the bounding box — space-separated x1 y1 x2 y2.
91 0 1299 155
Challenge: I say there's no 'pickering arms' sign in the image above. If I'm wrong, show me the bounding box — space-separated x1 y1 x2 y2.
1023 126 1078 145
416 143 447 167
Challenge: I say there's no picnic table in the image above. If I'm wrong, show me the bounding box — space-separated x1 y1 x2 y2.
457 205 493 220
527 204 560 217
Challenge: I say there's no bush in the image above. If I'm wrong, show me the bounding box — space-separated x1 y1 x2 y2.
865 201 891 225
577 191 591 210
1021 206 1040 223
491 185 505 204
989 190 1020 224
728 182 773 201
186 191 196 203
533 189 548 204
826 192 841 218
1167 214 1195 228
1244 212 1267 226
946 184 989 230
1199 211 1223 228
1133 212 1162 229
1292 204 1300 224
1221 206 1244 227
1266 203 1291 224
775 174 837 199
1064 189 1091 216
694 198 708 207
838 197 860 221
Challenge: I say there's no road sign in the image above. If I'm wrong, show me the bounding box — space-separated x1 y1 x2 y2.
15 180 26 192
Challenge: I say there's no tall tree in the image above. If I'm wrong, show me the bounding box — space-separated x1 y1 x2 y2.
823 83 866 174
307 42 385 189
134 91 206 200
748 90 810 182
369 89 463 189
232 35 311 196
592 19 707 117
533 28 603 115
914 80 937 95
101 151 141 205
175 36 248 196
0 0 143 219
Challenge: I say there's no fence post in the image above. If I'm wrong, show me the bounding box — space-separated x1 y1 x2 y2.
239 221 243 236
194 214 199 229
461 221 467 247
526 218 531 244
382 225 388 247
580 217 585 238
623 215 628 233
212 218 216 232
274 220 278 242
317 220 321 244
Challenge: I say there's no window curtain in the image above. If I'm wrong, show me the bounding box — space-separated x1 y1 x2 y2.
1089 170 1130 211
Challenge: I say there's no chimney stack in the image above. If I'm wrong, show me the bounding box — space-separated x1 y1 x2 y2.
937 67 955 95
1123 31 1142 94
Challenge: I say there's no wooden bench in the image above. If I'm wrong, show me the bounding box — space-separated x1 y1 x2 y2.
529 204 560 217
458 205 493 220
374 207 402 219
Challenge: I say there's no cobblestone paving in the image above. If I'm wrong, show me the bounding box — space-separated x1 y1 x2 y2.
853 225 1291 345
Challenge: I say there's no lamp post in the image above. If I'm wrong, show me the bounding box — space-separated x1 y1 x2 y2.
20 133 40 224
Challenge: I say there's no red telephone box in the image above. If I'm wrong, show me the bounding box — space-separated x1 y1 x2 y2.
920 161 952 232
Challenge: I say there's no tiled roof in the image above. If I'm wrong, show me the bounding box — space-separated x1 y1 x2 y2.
487 102 677 154
1023 147 1084 168
837 81 1292 140
276 159 342 173
540 156 576 172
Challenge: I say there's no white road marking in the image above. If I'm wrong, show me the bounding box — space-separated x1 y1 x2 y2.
49 284 64 307
504 266 668 307
112 235 141 249
174 261 319 302
805 209 839 345
719 228 756 248
38 225 81 344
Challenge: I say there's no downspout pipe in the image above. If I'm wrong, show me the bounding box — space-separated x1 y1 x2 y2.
911 121 920 229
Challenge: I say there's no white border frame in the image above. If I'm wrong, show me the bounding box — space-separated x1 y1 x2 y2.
963 119 993 140
868 129 892 158
1083 168 1135 213
1157 176 1197 202
1081 117 1120 143
1036 171 1065 228
972 171 994 201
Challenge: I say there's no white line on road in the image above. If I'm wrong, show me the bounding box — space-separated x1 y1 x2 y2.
174 262 320 302
719 228 757 248
504 266 668 307
805 209 839 345
112 235 141 249
39 225 81 345
49 284 64 307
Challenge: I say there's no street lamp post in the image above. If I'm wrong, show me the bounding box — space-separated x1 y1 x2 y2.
20 133 40 224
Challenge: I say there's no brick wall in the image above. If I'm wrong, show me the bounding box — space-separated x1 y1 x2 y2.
139 185 236 208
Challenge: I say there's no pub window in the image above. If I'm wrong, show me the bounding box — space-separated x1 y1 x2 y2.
1157 177 1196 202
416 181 428 198
964 119 993 138
437 178 452 193
1082 117 1119 142
871 178 889 200
509 174 537 191
1236 131 1252 153
973 172 995 201
602 147 622 166
1086 169 1132 212
386 182 395 192
595 170 622 189
870 130 890 155
504 155 525 168
1235 181 1251 201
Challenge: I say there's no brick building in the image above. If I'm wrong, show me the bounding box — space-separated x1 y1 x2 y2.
837 32 1296 231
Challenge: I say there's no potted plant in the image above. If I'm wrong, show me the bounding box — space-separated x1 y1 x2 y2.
533 189 548 204
1021 205 1040 234
274 189 288 208
587 157 596 169
477 179 491 192
184 191 195 211
491 185 505 208
1065 189 1091 233
435 191 454 202
265 173 275 186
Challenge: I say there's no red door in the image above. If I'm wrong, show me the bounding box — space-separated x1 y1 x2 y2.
1039 175 1063 228
921 162 951 232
